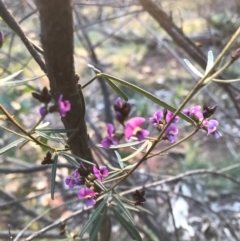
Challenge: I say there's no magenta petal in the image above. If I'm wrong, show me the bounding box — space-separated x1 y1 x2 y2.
165 125 178 135
107 123 114 137
126 117 146 128
208 119 219 128
212 130 221 139
100 166 109 177
78 188 87 198
63 101 71 111
168 134 176 143
101 137 112 149
86 198 96 207
124 125 134 139
183 109 190 116
115 97 122 107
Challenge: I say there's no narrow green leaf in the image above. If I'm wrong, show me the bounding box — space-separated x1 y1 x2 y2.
114 151 124 169
0 70 22 83
35 122 50 129
94 179 107 191
60 152 80 168
212 78 240 83
205 51 214 74
101 73 195 125
79 196 108 238
112 195 135 226
103 76 128 101
111 207 142 241
51 154 58 200
0 75 44 87
106 163 122 172
0 138 25 154
35 131 63 143
96 140 145 149
62 152 94 166
183 59 203 77
121 141 149 162
89 207 108 241
36 128 76 133
104 171 121 181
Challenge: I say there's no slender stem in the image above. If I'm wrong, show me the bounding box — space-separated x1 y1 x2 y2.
0 105 56 151
105 27 240 193
0 125 32 140
82 76 97 89
28 116 45 134
103 173 128 184
147 128 199 159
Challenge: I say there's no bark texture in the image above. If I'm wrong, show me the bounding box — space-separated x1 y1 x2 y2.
36 0 93 162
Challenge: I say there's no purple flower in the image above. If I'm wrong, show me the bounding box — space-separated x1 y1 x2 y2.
149 111 162 124
58 94 71 117
165 111 179 123
164 125 179 143
93 165 109 181
65 169 82 188
101 124 118 149
203 119 219 134
39 107 48 117
78 187 98 207
183 105 203 121
212 130 221 139
113 97 131 125
124 117 149 141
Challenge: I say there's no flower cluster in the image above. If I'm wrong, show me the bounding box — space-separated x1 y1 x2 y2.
149 110 179 143
33 89 71 118
101 98 149 149
101 98 221 149
183 105 221 138
65 165 109 207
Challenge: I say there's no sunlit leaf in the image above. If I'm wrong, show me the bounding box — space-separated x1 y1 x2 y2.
205 51 214 74
0 70 22 83
0 138 25 154
35 131 63 143
96 140 145 149
79 196 108 238
121 141 149 162
111 207 142 241
51 154 58 200
89 207 108 241
36 128 76 133
35 122 50 129
112 195 135 226
0 75 44 86
183 59 203 77
100 73 194 125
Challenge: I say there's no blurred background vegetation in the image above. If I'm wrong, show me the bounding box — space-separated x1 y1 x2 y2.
0 0 240 240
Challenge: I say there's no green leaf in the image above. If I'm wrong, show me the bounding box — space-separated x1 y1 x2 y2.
0 70 23 83
79 196 109 238
36 128 76 133
121 141 149 162
184 59 203 77
112 195 135 226
96 140 145 149
0 75 45 87
114 151 124 169
94 179 107 191
0 138 25 154
205 51 214 74
102 76 128 101
59 152 80 168
100 73 195 125
111 207 142 241
62 152 94 166
35 131 64 143
89 207 108 241
51 154 58 200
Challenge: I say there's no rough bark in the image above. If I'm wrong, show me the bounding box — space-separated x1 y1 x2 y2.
36 0 93 162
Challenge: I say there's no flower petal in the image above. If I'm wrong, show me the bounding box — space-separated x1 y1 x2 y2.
100 166 109 177
86 198 96 207
107 123 114 137
126 117 146 128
